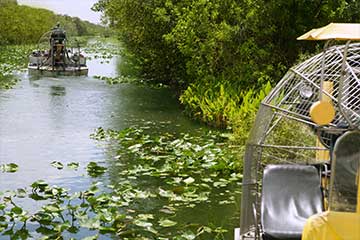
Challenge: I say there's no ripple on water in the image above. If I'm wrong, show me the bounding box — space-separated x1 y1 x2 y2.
0 52 240 239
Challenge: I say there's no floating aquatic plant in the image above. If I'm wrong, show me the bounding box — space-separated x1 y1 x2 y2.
0 45 34 89
0 125 241 239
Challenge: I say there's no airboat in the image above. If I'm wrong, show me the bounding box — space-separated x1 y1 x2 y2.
28 23 88 75
235 23 360 240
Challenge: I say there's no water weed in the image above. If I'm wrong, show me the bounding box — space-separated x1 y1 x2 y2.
0 125 241 239
0 45 34 89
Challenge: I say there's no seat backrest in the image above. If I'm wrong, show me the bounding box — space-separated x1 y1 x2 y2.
261 164 324 240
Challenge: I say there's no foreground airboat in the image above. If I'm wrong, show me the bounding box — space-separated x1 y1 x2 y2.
235 23 360 240
28 23 88 75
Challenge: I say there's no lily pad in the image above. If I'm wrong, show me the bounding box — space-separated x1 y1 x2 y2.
1 163 18 173
67 162 80 170
86 162 107 177
50 161 64 170
183 177 195 185
158 218 177 227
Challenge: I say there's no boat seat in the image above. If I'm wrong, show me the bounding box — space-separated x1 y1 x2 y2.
261 165 323 240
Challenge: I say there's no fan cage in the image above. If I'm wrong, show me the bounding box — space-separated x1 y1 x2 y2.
239 43 360 237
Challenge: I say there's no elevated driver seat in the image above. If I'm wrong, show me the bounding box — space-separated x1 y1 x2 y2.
261 165 324 240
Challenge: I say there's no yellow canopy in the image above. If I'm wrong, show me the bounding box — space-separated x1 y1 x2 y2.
297 23 360 40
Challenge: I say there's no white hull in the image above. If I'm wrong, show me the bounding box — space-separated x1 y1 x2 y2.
28 65 88 76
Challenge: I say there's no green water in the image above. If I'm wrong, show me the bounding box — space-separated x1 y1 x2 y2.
0 40 241 239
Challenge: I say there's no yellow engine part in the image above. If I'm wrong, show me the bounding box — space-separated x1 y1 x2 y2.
310 101 335 125
302 211 360 240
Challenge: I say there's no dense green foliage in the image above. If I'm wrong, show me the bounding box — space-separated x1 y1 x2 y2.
94 0 360 127
0 0 104 45
179 81 271 128
93 0 186 85
0 125 240 239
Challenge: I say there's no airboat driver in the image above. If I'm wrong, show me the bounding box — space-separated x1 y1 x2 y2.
50 22 66 68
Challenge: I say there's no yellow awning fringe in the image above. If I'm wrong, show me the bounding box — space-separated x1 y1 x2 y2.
297 23 360 41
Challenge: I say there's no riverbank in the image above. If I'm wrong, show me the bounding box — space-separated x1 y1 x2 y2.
92 0 360 135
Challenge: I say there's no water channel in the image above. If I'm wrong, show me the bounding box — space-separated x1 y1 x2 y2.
0 40 241 239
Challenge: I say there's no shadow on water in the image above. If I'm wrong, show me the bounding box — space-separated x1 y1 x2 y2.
0 40 241 239
50 85 66 96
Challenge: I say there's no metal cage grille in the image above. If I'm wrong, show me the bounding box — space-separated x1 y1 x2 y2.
264 43 360 130
239 43 360 238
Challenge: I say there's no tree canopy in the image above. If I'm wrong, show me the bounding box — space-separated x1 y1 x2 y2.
94 0 360 88
0 0 104 45
93 0 360 126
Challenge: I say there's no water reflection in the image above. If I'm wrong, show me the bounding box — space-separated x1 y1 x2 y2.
0 45 240 239
0 49 200 191
50 85 66 96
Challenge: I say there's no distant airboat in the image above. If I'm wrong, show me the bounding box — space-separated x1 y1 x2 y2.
28 23 88 75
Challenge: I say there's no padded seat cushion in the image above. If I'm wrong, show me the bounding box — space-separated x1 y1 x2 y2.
261 165 323 240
